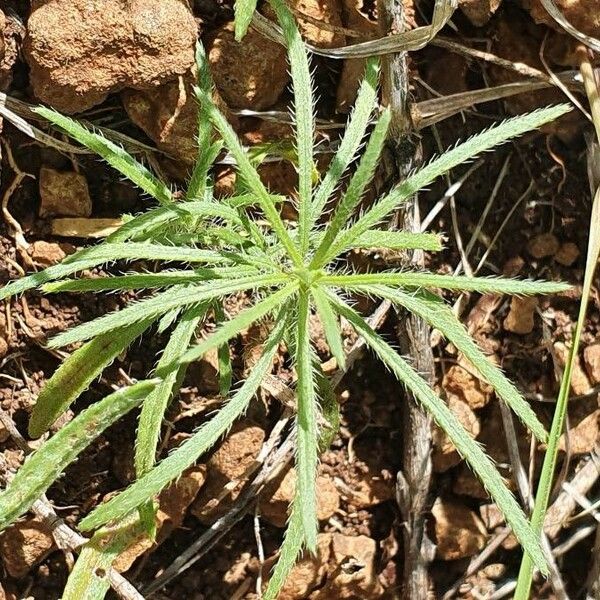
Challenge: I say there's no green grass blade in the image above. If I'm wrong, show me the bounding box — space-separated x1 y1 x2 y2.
295 289 319 551
263 499 305 600
0 242 233 301
327 105 572 257
29 319 153 438
194 44 302 266
315 360 340 451
327 292 548 574
62 515 145 600
49 274 287 348
214 302 233 395
174 283 298 369
314 229 442 253
322 272 571 295
0 380 157 531
515 185 600 598
310 285 346 370
371 285 547 441
234 0 258 40
269 0 315 253
34 106 173 206
311 58 380 223
79 309 288 532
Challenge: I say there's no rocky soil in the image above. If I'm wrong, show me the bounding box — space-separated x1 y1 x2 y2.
1 0 599 598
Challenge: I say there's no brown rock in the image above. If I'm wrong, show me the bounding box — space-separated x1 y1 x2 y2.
524 0 600 38
432 397 480 472
443 364 493 410
555 242 580 266
558 407 600 455
122 76 237 167
39 167 92 218
0 337 7 359
527 233 560 259
261 467 340 527
452 464 488 499
192 421 265 521
554 341 592 395
281 0 345 48
432 498 487 560
0 10 21 92
503 296 538 335
0 518 55 578
29 241 67 267
479 503 505 530
314 533 384 598
460 0 502 26
25 0 197 113
206 23 289 110
584 344 600 384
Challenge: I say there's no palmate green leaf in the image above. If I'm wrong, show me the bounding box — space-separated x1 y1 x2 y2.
0 380 158 531
48 274 288 348
0 242 233 301
326 291 548 575
135 303 208 532
326 104 573 259
79 308 289 532
62 514 145 600
317 107 391 261
370 285 547 442
322 272 571 295
295 289 319 551
269 0 314 253
309 59 380 235
34 107 173 206
310 285 346 370
29 319 154 438
174 283 299 369
234 0 258 41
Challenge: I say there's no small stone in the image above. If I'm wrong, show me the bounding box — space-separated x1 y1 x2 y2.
479 503 505 530
503 296 538 335
443 364 493 410
527 233 560 259
25 0 197 113
452 465 488 499
584 344 600 384
29 241 67 267
0 337 7 359
559 408 600 455
459 0 502 26
0 518 55 578
282 0 345 48
261 468 340 527
554 341 592 395
39 167 92 218
432 498 487 560
525 0 600 39
554 242 580 266
206 23 289 110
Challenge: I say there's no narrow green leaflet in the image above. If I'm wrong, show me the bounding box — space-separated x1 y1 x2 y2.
310 285 346 370
0 380 157 531
234 0 258 40
295 290 319 551
312 108 392 267
269 0 314 252
214 302 233 395
322 272 570 295
34 106 173 206
327 105 572 258
0 242 232 301
48 274 287 348
263 500 305 600
29 319 153 438
371 286 547 441
62 515 145 600
175 283 298 368
310 59 380 231
79 310 288 531
327 292 548 575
